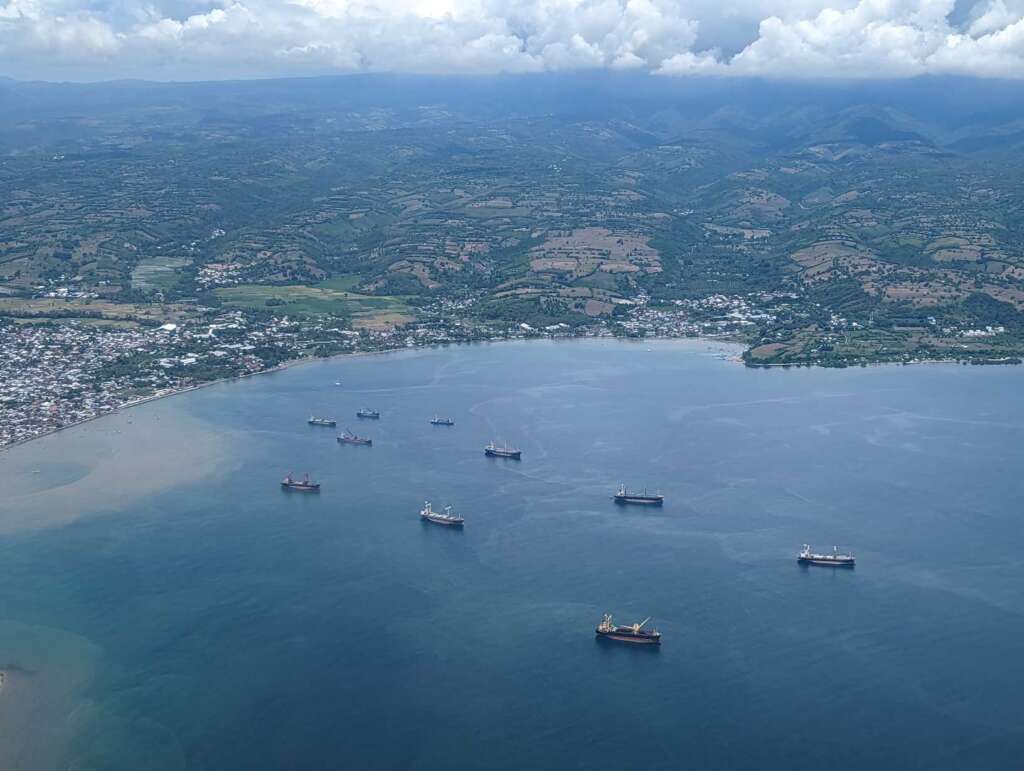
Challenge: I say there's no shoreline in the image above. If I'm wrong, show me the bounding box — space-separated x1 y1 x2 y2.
0 357 309 454
0 336 589 453
3 331 1011 455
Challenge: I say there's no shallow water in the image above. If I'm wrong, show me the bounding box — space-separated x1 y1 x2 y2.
1 339 1022 769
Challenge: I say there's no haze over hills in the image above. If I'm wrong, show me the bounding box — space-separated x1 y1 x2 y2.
3 73 1024 444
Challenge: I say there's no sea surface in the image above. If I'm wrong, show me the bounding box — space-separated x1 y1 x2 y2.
1 339 1023 770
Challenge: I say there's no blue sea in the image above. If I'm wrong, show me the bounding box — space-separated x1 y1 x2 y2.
1 339 1023 770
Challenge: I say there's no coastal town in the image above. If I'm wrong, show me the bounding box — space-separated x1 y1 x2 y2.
5 281 1024 449
0 292 770 449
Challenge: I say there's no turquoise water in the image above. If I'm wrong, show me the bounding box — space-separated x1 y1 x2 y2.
1 339 1023 769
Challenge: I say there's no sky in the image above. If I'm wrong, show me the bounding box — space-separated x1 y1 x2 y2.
1 0 1023 81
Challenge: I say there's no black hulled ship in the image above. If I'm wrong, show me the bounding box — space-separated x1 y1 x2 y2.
308 416 337 427
613 484 664 506
356 408 380 419
798 544 855 567
281 472 320 492
484 441 521 460
595 614 661 645
338 430 372 446
430 416 455 426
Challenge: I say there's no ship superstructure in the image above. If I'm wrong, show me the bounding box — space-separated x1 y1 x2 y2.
613 484 664 506
595 614 661 645
798 544 855 567
420 501 465 527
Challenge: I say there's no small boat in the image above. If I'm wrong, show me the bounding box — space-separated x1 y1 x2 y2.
420 501 464 527
595 614 661 645
334 381 342 386
613 484 664 506
485 441 521 460
307 416 337 427
798 544 855 567
281 472 320 492
338 430 372 446
430 416 455 426
356 408 380 419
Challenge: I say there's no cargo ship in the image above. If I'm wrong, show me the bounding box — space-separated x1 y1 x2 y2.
595 614 661 645
420 501 464 527
798 544 855 567
485 441 521 460
281 472 320 492
307 416 337 427
337 430 372 446
356 408 380 419
613 484 664 506
430 416 455 426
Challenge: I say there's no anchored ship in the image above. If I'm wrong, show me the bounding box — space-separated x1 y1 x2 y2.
430 416 455 426
338 430 372 446
307 416 337 427
420 501 465 527
613 484 664 506
281 472 320 492
485 441 521 460
356 408 380 419
798 544 855 567
595 614 661 645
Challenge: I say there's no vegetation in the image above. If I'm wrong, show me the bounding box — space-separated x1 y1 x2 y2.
4 75 1024 366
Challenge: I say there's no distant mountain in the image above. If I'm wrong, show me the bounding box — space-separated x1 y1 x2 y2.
946 128 1024 155
840 116 930 145
0 73 1023 142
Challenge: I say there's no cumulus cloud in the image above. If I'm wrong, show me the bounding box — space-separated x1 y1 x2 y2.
0 0 1022 79
664 0 1024 78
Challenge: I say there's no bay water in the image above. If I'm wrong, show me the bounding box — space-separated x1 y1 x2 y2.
1 339 1022 769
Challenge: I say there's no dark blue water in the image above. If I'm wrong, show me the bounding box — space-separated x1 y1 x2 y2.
1 339 1023 770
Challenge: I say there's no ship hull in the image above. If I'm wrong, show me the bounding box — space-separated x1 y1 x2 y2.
281 483 320 492
798 557 855 567
614 496 663 506
421 515 464 527
356 414 380 420
485 449 521 460
595 629 661 645
308 421 336 427
338 439 372 446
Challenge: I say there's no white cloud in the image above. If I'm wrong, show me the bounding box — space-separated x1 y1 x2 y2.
658 0 1024 78
0 0 1022 79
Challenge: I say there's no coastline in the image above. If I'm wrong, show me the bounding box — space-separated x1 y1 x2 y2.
5 330 1010 456
0 334 737 454
0 391 236 534
0 357 305 455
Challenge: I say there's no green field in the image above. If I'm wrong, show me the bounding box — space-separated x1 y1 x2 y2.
130 256 192 292
314 276 362 291
215 282 413 327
